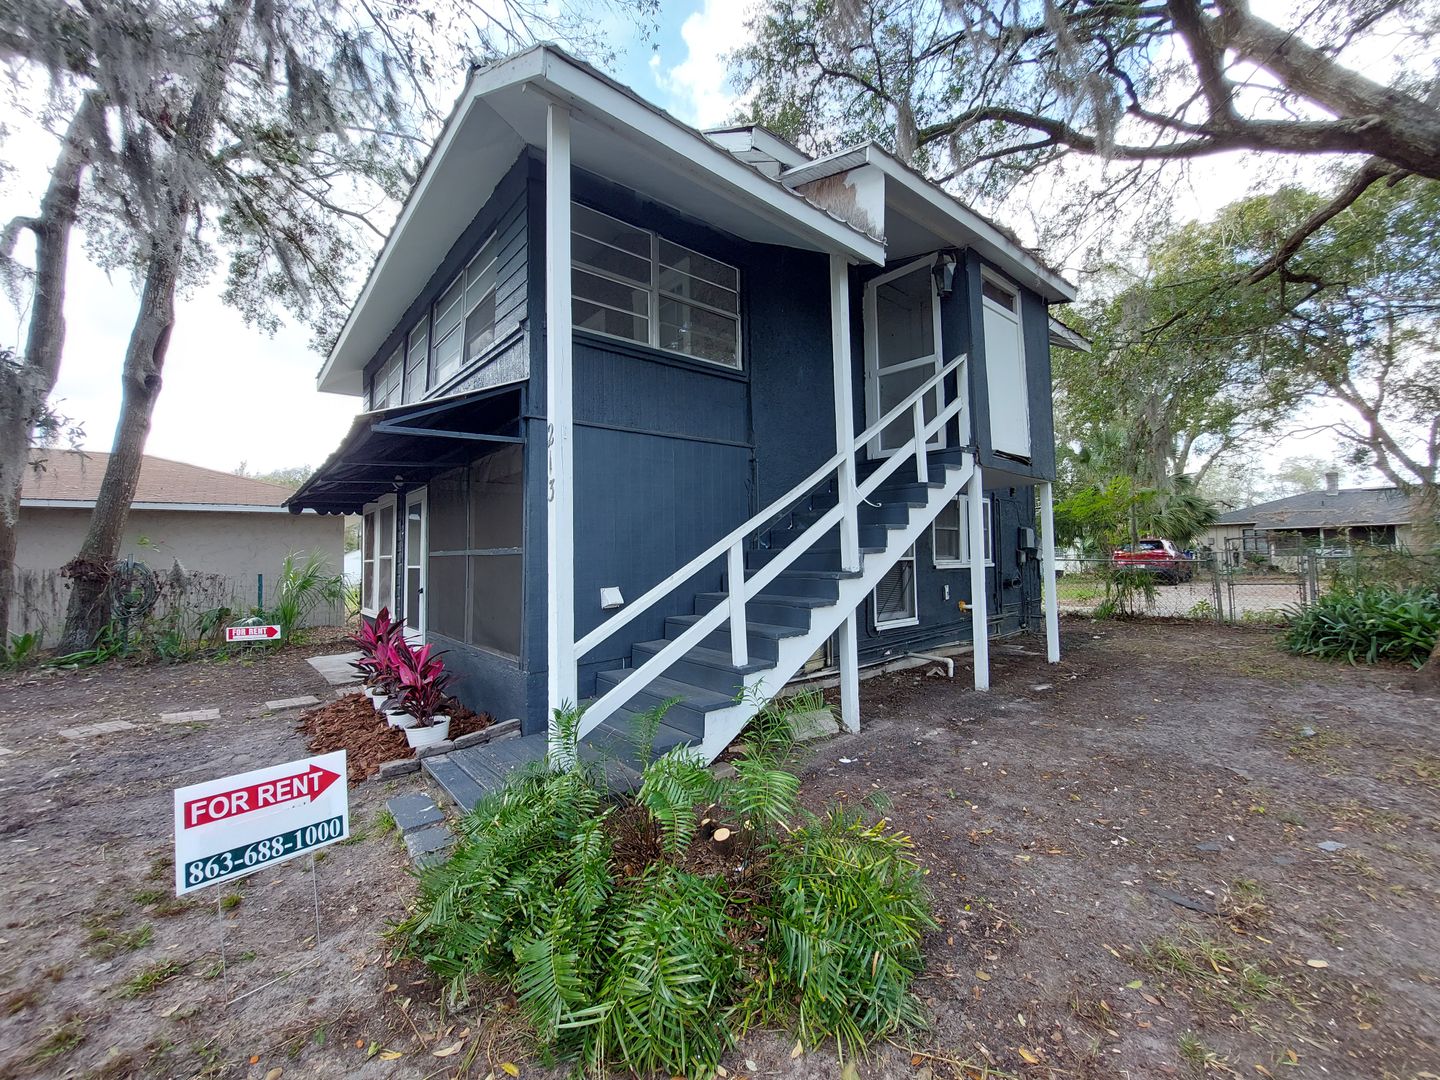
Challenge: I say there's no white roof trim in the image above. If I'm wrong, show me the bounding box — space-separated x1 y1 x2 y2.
317 46 885 394
1048 317 1091 352
781 143 1077 302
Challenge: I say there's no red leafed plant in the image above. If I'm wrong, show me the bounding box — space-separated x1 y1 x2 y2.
395 643 453 726
350 607 407 693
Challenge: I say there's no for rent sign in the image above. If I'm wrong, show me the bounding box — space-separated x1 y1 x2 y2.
173 752 348 895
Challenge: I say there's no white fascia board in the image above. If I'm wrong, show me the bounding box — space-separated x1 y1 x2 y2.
1048 317 1092 352
22 499 294 513
316 52 544 395
784 144 1077 302
867 148 1076 301
701 126 811 168
535 54 884 267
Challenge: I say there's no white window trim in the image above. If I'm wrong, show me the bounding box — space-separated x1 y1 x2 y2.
933 494 994 569
862 253 947 459
571 203 743 371
873 545 919 630
431 230 500 390
361 494 398 617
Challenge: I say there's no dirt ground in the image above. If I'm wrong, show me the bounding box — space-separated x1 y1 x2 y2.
1 620 1437 1079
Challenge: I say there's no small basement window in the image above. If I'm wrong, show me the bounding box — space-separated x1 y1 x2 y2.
572 203 741 369
873 546 918 629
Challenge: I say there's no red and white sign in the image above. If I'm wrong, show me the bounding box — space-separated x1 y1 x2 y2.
226 624 282 642
173 752 348 896
181 762 341 830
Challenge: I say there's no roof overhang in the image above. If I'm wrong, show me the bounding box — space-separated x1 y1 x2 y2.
20 500 294 513
1048 317 1091 352
286 384 526 514
781 144 1078 303
317 46 886 396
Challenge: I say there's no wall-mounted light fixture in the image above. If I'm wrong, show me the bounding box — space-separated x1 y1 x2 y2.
933 251 958 298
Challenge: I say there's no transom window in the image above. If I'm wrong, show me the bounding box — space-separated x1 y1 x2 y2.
933 495 993 568
571 204 741 369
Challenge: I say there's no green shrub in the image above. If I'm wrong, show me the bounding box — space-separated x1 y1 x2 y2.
396 703 932 1076
1283 584 1440 667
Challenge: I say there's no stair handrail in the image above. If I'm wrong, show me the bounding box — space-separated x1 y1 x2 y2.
573 354 968 742
574 353 967 659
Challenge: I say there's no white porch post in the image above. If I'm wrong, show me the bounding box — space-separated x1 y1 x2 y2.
830 253 859 572
1039 481 1061 663
968 463 990 690
830 252 861 735
836 609 860 733
545 102 577 757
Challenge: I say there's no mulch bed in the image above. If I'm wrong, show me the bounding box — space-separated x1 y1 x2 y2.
299 693 495 785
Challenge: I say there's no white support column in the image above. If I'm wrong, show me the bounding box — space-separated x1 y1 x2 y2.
545 102 577 758
1039 481 1061 663
967 462 990 691
830 253 860 573
836 608 860 733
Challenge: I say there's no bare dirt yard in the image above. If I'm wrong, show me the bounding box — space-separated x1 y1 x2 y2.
1 619 1437 1079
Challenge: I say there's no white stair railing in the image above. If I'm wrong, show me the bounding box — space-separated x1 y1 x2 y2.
573 353 969 740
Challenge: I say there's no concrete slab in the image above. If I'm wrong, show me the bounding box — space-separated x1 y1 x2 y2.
159 708 220 725
264 695 321 711
387 793 444 834
404 824 454 861
788 707 840 743
60 720 138 740
306 652 362 686
0 747 15 756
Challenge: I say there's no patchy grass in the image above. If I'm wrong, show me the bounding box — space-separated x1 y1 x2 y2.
4 987 43 1015
117 959 186 999
1218 879 1269 931
1271 724 1350 765
1138 927 1286 1015
1390 754 1440 789
1323 800 1407 833
28 1018 86 1065
219 892 243 912
131 888 165 907
1178 1030 1235 1076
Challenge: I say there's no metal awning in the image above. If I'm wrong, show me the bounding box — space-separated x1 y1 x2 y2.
286 385 525 515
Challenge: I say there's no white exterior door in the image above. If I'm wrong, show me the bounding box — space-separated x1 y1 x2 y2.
403 487 428 643
864 258 946 458
982 274 1031 458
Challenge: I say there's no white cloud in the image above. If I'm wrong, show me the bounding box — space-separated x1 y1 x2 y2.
650 0 755 128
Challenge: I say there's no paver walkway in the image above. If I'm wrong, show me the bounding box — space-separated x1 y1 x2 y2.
306 652 361 686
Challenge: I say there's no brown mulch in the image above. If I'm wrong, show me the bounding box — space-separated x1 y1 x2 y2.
299 692 496 785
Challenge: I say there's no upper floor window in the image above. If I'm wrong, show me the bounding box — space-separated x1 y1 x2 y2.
433 231 501 388
372 344 402 410
571 204 741 369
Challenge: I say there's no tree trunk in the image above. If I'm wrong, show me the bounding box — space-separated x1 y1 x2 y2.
1416 638 1440 696
0 93 101 645
56 236 184 652
56 0 252 653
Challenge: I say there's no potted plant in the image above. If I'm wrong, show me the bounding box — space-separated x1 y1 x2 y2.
375 639 418 727
349 608 406 711
395 643 453 748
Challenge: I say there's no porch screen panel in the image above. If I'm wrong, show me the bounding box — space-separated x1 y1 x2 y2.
424 448 523 659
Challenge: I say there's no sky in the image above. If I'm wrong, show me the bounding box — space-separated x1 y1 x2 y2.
0 0 1373 484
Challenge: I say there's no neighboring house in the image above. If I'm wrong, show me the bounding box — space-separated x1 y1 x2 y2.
15 450 344 639
1207 471 1420 564
289 45 1076 762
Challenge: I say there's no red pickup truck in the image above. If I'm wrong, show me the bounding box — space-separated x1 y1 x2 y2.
1113 538 1195 583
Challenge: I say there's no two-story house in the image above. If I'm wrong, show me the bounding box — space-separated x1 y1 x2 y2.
289 45 1074 780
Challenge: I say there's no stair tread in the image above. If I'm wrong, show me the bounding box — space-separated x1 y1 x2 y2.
594 671 736 711
756 568 863 580
669 614 807 638
634 640 772 674
696 591 833 609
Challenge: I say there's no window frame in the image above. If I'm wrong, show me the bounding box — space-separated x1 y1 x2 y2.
932 494 994 569
430 230 501 391
571 203 743 371
872 544 919 631
361 495 398 618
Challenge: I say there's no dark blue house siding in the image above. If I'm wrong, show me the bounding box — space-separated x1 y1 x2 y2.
361 150 537 406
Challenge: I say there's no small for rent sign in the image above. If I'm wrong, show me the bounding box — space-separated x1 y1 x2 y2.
173 752 348 895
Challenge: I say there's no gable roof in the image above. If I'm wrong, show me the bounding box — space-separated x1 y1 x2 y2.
1216 486 1417 530
21 450 295 511
317 44 1076 395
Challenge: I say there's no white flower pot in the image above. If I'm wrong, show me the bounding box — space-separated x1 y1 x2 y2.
372 693 392 713
386 709 417 730
404 717 451 749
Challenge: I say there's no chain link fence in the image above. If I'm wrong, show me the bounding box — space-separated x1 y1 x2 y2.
1054 550 1437 625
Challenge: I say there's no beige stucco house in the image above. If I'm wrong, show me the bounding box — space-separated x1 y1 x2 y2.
13 450 344 640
